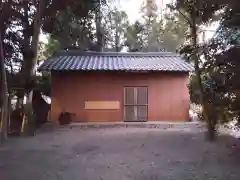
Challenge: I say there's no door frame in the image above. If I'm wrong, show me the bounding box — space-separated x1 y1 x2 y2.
123 86 148 122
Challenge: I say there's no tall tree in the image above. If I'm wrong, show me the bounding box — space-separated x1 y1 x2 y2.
141 0 158 20
197 0 240 126
0 0 16 142
0 32 8 143
43 10 95 51
21 0 102 125
168 0 221 140
161 12 188 52
140 0 162 51
124 21 145 52
105 8 129 52
124 9 187 52
95 0 104 52
0 0 104 136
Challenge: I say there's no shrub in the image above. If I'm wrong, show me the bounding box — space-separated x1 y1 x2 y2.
58 112 72 125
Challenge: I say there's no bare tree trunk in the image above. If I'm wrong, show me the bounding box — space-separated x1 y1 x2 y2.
207 108 217 141
7 95 11 133
172 2 216 140
0 31 9 143
16 1 29 114
26 0 43 103
21 0 45 134
115 30 120 52
0 0 14 142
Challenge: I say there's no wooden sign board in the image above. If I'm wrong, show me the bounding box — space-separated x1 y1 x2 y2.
85 101 120 110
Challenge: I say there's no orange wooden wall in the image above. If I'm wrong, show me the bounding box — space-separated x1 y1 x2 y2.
50 71 190 122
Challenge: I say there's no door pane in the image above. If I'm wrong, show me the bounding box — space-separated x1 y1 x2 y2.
137 106 148 121
137 87 148 105
124 106 135 121
124 87 134 105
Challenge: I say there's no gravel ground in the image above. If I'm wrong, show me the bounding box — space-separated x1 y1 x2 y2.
0 126 240 180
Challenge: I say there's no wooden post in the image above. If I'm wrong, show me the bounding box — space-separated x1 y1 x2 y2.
21 114 26 134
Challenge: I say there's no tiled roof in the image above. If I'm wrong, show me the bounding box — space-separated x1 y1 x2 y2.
38 51 194 72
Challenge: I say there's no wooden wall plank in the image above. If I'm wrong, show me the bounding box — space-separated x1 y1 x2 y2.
85 101 120 110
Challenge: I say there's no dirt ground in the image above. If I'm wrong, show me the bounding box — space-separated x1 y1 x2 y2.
0 126 240 180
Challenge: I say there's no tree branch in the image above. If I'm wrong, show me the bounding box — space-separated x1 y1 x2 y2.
176 8 193 27
167 4 193 27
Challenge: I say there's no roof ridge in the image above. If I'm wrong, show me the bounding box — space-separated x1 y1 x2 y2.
56 50 180 57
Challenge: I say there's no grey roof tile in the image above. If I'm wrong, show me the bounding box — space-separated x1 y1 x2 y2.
38 50 194 72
